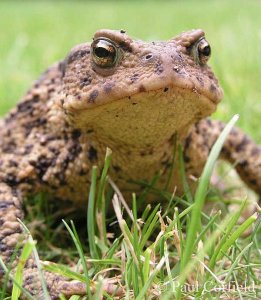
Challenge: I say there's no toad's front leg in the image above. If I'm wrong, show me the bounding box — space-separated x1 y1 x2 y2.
184 119 261 196
0 182 87 299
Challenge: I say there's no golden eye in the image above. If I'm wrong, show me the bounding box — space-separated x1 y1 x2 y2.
194 38 211 65
91 39 118 68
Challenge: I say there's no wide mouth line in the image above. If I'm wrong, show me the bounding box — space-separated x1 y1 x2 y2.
66 83 220 112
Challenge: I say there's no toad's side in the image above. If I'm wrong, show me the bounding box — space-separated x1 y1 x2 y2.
0 29 260 298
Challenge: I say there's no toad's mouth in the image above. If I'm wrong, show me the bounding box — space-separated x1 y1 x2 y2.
65 85 221 147
130 82 223 106
63 80 223 115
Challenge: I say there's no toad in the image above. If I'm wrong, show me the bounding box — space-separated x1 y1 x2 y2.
0 29 260 298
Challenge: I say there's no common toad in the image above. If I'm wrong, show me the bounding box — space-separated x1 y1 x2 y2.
0 29 260 298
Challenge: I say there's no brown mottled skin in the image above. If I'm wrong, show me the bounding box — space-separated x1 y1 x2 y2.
0 29 260 298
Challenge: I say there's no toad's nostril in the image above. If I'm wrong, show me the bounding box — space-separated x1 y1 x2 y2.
145 54 153 60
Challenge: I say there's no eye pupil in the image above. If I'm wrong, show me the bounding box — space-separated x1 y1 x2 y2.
201 45 211 56
95 47 110 58
194 38 211 65
91 39 118 68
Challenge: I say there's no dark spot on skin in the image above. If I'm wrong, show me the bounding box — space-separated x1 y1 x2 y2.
130 73 139 83
67 143 82 161
164 87 168 92
161 159 172 169
55 172 66 186
210 84 217 92
0 244 7 252
1 140 17 154
48 87 55 94
88 146 98 162
119 41 132 52
221 147 230 158
196 76 204 86
72 129 81 139
183 155 190 163
79 168 88 176
88 90 99 103
5 96 40 123
250 179 257 185
103 82 115 93
251 147 261 156
155 61 164 74
139 85 146 92
48 147 60 155
120 29 126 34
112 165 122 172
79 74 92 89
24 275 34 285
235 136 250 152
8 160 18 168
132 102 137 105
24 144 34 154
4 174 20 186
128 96 131 100
238 160 248 167
0 201 14 209
67 49 90 64
140 148 154 156
30 155 54 180
184 133 192 151
206 119 213 127
22 117 47 137
50 142 82 185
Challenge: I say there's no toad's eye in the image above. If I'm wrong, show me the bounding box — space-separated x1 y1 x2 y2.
194 38 211 65
91 39 118 68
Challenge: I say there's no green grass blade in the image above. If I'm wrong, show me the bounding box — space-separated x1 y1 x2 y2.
87 165 99 259
217 213 258 261
141 203 160 236
178 145 193 203
18 220 50 300
136 256 165 300
224 242 253 281
208 199 247 270
96 148 112 246
194 210 221 248
62 220 91 298
140 209 160 249
11 240 34 300
178 115 239 299
42 262 86 282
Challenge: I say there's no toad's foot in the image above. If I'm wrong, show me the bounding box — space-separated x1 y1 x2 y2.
23 263 123 299
23 264 87 299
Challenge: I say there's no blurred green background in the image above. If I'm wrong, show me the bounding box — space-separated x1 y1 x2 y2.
0 0 260 141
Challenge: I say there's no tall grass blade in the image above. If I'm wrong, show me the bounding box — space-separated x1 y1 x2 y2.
177 115 239 299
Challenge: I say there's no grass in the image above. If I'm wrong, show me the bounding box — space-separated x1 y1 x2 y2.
0 0 260 299
1 117 260 299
